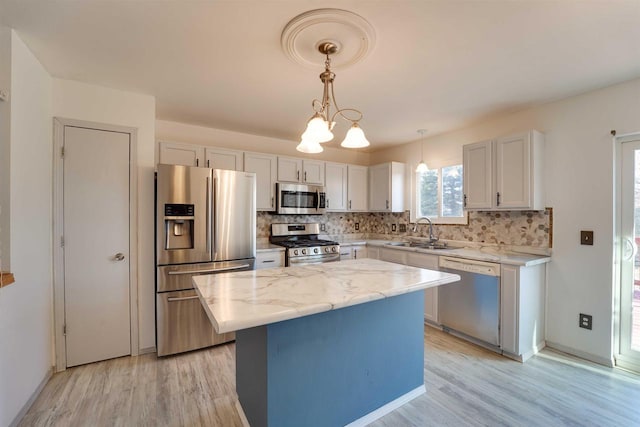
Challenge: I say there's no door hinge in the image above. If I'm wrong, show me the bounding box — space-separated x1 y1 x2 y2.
60 236 65 247
61 146 65 158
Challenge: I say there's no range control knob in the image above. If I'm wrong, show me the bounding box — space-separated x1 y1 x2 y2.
324 247 330 253
314 248 319 254
302 249 307 255
331 247 337 252
293 249 299 256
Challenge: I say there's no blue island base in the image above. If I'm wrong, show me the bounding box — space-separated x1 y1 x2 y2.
236 290 426 427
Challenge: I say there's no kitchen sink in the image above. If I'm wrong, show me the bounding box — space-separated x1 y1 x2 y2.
386 241 448 250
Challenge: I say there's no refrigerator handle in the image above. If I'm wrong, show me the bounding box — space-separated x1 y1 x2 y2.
212 177 217 256
206 176 212 254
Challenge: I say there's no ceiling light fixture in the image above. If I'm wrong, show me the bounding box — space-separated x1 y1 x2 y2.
415 129 429 173
297 42 370 153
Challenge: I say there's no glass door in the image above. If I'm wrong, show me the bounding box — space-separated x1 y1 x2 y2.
617 135 640 372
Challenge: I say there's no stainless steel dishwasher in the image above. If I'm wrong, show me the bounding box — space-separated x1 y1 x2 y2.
438 256 501 350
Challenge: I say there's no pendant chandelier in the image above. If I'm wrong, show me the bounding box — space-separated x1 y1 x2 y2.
415 129 429 173
297 42 370 154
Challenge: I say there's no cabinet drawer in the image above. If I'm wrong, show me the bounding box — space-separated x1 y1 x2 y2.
256 251 284 269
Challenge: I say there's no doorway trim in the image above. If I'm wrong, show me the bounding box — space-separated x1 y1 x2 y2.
52 117 139 372
613 131 640 372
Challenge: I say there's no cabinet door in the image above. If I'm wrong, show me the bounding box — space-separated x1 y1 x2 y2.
495 133 530 209
353 245 367 259
204 147 243 171
256 251 284 270
244 152 277 211
406 253 439 324
369 163 391 211
303 160 325 185
380 247 406 264
500 264 519 355
367 246 380 260
325 162 348 211
463 140 493 209
158 141 204 167
347 165 368 211
277 156 302 182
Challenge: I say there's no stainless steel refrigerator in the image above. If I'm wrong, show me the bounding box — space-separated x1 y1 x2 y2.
155 164 256 356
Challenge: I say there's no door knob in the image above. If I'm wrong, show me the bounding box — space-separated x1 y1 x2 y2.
114 252 125 261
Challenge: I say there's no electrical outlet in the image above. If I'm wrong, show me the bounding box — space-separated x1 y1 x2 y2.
579 313 593 330
580 230 594 245
354 223 359 231
399 224 406 233
320 223 326 232
391 224 397 232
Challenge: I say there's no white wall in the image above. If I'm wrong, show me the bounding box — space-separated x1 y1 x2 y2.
156 120 371 166
52 79 157 351
372 78 640 364
0 31 53 427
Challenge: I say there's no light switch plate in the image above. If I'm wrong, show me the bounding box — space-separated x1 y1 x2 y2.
580 230 593 245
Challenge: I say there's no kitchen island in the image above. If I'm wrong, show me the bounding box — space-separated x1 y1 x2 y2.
193 258 459 427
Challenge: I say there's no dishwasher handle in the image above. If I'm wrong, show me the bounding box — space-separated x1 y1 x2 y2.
439 256 500 277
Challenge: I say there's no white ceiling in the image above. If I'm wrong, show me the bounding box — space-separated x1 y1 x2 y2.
1 1 639 150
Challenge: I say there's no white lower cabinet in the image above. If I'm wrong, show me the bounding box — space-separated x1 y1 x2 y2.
500 263 546 361
406 252 439 325
255 250 284 270
339 245 367 260
380 247 407 264
367 246 381 260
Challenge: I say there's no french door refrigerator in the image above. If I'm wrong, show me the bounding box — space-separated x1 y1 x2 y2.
155 164 256 356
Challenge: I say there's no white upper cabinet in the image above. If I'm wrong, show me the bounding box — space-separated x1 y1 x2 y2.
347 165 368 211
244 152 277 211
325 162 348 211
277 156 325 185
463 130 545 211
204 147 243 171
368 162 405 212
158 141 204 167
463 140 493 209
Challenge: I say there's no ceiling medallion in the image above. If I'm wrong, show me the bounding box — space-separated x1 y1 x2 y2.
281 9 376 69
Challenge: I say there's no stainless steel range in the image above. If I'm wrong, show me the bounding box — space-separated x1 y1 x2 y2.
270 223 340 266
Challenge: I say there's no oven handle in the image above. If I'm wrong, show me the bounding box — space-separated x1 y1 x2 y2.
167 295 200 302
289 254 340 266
167 264 250 276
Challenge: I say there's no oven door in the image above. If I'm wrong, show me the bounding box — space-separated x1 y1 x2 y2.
277 183 326 214
287 252 340 267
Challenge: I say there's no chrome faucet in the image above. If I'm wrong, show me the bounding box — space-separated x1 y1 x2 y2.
413 217 437 242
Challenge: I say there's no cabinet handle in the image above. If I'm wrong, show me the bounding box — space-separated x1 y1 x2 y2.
386 200 389 209
349 200 352 209
354 250 357 259
271 196 274 208
304 171 307 182
297 170 300 181
326 199 329 208
496 192 501 206
463 194 467 208
196 158 199 167
207 159 210 168
261 260 275 264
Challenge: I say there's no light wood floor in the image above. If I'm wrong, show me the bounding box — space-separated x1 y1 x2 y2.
19 327 640 427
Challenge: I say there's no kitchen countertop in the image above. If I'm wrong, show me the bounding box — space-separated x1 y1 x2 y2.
337 239 550 267
256 242 284 252
193 258 459 334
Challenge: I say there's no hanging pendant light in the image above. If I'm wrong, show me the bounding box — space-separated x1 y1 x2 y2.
415 129 429 173
297 42 369 153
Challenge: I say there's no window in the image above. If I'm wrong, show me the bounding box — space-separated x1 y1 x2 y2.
415 164 467 224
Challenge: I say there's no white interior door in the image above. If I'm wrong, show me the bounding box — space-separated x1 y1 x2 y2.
64 126 131 367
617 135 640 373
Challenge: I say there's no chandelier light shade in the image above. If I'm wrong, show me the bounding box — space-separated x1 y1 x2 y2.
297 41 369 153
415 129 429 173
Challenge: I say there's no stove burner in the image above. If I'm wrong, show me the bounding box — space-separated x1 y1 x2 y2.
275 238 339 249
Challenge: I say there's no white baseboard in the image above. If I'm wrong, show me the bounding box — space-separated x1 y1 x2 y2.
546 340 614 367
9 366 53 427
345 385 426 427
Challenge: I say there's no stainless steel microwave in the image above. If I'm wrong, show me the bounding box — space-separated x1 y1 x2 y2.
276 183 326 214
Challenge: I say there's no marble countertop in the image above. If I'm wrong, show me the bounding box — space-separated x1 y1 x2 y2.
193 258 459 334
256 242 285 252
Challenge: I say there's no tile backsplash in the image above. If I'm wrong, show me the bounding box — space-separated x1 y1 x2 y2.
258 208 552 248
